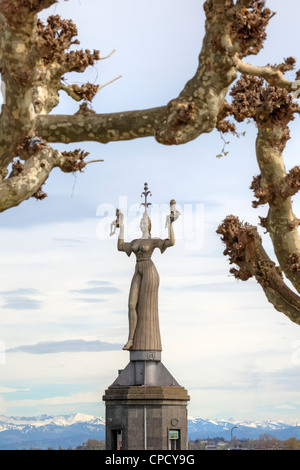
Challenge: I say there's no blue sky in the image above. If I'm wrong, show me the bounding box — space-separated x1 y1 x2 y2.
1 0 300 424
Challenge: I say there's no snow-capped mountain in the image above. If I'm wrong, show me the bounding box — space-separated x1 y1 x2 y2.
0 413 105 450
0 412 104 430
187 417 296 440
0 413 299 449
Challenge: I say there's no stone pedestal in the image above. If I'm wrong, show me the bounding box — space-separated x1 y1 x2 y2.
103 351 190 450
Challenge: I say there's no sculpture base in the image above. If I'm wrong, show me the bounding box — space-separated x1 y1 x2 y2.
103 351 190 450
111 350 179 387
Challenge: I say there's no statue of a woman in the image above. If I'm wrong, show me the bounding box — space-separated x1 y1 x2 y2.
115 202 178 351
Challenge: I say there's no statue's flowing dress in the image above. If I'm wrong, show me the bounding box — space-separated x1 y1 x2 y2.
120 237 167 351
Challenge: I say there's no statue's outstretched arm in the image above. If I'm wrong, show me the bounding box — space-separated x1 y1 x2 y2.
165 218 175 247
162 200 180 251
157 219 175 254
117 211 125 251
116 211 132 256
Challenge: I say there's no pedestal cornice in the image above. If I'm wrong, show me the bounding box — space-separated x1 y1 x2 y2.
103 385 190 405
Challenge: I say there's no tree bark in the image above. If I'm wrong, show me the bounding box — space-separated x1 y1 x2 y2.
255 126 300 293
217 71 300 324
0 0 275 212
217 215 300 325
36 107 167 144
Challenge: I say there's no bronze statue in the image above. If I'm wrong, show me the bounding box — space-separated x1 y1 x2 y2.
112 183 180 351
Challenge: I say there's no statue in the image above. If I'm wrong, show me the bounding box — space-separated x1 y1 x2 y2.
104 185 189 450
110 208 120 236
111 183 180 351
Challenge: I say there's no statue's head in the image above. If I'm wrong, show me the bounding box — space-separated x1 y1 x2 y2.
140 211 151 239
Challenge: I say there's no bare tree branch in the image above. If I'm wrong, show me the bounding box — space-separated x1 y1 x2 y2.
217 215 300 325
230 75 300 295
237 58 299 92
0 142 93 212
0 0 58 23
36 107 167 144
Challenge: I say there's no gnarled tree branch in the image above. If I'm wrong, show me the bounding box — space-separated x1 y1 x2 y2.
230 75 300 294
0 0 274 208
154 0 274 144
217 215 300 325
36 107 167 144
0 141 94 212
237 58 298 92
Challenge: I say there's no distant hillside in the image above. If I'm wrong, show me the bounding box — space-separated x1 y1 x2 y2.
0 413 299 450
188 416 300 441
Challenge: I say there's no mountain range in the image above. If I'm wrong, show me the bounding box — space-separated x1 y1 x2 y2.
0 413 300 450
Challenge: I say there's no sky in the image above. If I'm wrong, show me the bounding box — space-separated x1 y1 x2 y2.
1 0 300 425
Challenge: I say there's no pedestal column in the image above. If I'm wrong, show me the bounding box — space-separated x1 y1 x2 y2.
103 351 190 450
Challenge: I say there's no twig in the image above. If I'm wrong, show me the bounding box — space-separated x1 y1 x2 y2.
59 83 81 101
99 75 122 91
237 59 296 91
99 49 116 60
85 159 104 164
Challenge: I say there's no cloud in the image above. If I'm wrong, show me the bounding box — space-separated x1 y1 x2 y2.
53 238 84 247
2 298 42 310
71 286 120 295
3 391 100 409
0 288 42 310
0 288 39 296
86 280 112 286
0 387 30 393
0 195 95 228
164 280 257 293
7 339 122 354
70 281 121 301
275 404 297 410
